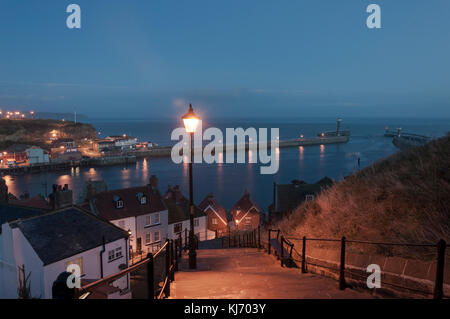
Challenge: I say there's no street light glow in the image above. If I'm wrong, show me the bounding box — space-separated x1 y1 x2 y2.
182 104 200 133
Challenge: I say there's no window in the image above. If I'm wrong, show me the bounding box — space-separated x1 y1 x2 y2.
152 213 160 225
245 217 252 225
115 247 123 259
118 220 125 229
305 194 315 201
212 218 218 225
145 216 151 226
108 250 115 261
174 223 182 233
116 200 124 209
140 196 147 205
153 231 160 243
65 257 83 275
145 233 151 245
194 219 199 227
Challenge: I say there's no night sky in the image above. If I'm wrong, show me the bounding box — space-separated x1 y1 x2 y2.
0 0 449 119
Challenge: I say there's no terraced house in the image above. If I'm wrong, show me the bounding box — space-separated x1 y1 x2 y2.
86 176 168 255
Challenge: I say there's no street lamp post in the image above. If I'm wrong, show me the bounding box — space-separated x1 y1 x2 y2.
182 104 200 269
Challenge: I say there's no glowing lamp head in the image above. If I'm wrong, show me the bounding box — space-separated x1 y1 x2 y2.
182 104 200 133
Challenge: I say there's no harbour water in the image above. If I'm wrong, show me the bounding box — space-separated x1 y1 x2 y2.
4 117 449 211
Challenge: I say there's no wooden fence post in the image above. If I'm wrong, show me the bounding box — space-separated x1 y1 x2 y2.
301 236 307 273
268 231 271 255
434 239 446 299
228 226 231 248
339 236 346 290
280 236 285 267
147 253 154 299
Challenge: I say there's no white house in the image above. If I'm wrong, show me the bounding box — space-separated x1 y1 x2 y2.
164 186 215 246
26 147 50 165
0 206 131 299
87 176 169 255
106 135 138 151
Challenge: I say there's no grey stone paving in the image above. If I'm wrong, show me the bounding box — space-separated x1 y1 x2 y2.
171 248 375 299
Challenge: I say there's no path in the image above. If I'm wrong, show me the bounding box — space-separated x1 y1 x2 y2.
171 248 374 299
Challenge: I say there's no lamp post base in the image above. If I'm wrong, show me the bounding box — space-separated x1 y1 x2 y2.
188 250 197 269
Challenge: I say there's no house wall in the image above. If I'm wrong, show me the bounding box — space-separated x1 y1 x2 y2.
111 217 136 250
12 227 45 298
0 224 19 298
168 216 214 244
43 237 129 299
27 148 50 165
136 210 168 253
204 207 229 235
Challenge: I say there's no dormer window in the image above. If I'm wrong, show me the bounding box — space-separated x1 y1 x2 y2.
137 192 147 205
113 195 124 209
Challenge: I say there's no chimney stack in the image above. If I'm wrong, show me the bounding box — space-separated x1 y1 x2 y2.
49 184 73 210
0 177 8 203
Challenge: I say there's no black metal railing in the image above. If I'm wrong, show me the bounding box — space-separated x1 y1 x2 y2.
266 229 447 299
77 239 179 299
221 226 262 249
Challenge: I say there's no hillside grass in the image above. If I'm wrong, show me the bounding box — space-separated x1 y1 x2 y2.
278 135 450 258
0 119 96 150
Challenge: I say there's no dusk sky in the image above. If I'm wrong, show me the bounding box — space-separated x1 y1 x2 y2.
0 0 449 119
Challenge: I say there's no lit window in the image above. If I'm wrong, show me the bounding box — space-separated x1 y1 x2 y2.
212 218 218 225
140 196 147 205
65 257 83 275
116 200 124 209
305 194 315 201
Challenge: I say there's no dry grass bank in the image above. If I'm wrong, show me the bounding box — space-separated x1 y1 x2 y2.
278 135 450 258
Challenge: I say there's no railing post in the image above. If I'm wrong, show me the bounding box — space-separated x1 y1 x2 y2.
339 236 346 290
228 226 231 248
258 226 261 249
301 236 307 273
184 229 188 252
239 234 241 247
268 230 271 255
165 241 171 297
280 236 285 267
147 253 154 299
178 233 182 257
172 239 178 273
433 239 446 299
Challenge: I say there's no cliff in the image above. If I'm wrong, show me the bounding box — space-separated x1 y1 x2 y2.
0 119 96 150
277 134 450 258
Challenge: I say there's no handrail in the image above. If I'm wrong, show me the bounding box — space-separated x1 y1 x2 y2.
285 236 437 247
77 239 176 299
267 228 447 299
